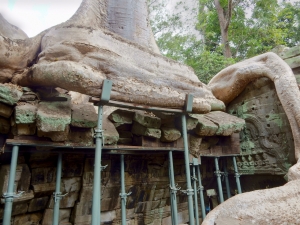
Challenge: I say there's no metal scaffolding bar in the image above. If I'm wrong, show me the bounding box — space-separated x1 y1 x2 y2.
233 156 242 194
192 159 199 225
223 160 231 199
181 94 195 225
53 153 63 225
120 154 130 225
169 151 178 225
3 146 19 225
196 165 206 219
214 157 224 203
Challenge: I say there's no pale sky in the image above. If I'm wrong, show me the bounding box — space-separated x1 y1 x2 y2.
0 0 82 37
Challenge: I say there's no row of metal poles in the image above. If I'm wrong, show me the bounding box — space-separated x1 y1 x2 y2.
2 80 242 225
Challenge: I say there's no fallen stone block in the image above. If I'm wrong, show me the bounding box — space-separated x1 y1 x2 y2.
192 114 218 136
0 83 23 105
0 102 13 118
15 103 37 124
131 121 161 138
71 104 97 128
36 101 71 132
109 109 135 124
160 127 181 142
133 111 161 128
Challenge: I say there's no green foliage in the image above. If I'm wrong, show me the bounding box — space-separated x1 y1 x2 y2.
148 0 299 84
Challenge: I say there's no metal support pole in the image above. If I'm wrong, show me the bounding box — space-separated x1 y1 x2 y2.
214 157 224 203
223 160 231 199
53 153 63 225
196 165 206 219
233 156 242 194
182 114 195 225
92 105 104 225
91 80 112 225
169 151 178 225
192 159 199 225
120 154 131 225
3 146 19 225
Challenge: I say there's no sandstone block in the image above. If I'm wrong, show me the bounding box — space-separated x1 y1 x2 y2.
37 125 69 141
103 117 119 145
118 137 133 145
28 196 49 212
13 212 43 225
37 101 71 132
0 83 23 105
71 104 98 128
16 123 36 135
133 111 161 128
0 102 13 118
192 114 218 136
15 103 37 124
285 55 300 69
68 126 93 145
131 121 161 138
49 192 79 209
42 209 71 225
108 109 135 124
160 127 181 142
0 164 22 194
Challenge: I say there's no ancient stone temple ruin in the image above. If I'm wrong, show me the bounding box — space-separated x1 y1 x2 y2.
1 0 300 225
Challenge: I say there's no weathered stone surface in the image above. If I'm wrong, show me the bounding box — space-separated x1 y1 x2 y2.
204 111 245 136
118 137 133 145
189 135 202 157
0 117 10 134
28 196 49 212
31 167 56 193
36 101 71 132
0 102 13 118
13 213 43 225
15 103 37 124
131 121 161 138
0 83 23 105
71 104 97 128
42 209 71 225
0 164 22 194
284 55 300 69
192 114 218 136
160 127 181 142
133 111 161 128
16 123 36 136
279 45 300 59
68 126 93 145
103 119 119 145
29 153 57 168
62 154 84 178
109 109 135 124
36 87 71 101
37 125 69 142
17 164 31 192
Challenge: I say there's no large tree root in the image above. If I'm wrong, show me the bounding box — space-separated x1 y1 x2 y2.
204 52 300 224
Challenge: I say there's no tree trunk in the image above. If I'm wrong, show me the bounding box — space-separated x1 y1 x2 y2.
214 0 232 58
0 0 225 113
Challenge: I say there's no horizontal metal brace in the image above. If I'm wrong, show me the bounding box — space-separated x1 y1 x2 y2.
214 170 224 177
180 188 194 196
3 191 25 199
119 192 132 199
101 164 108 171
53 192 68 202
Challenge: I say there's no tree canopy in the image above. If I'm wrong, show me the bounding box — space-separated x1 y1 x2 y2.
148 0 300 83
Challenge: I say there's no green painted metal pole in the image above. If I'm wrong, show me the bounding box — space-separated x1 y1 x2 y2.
192 164 199 225
181 114 195 225
120 154 127 225
91 105 104 225
53 153 62 225
223 161 231 199
168 151 178 225
214 157 224 203
3 145 19 225
233 156 242 194
196 165 206 219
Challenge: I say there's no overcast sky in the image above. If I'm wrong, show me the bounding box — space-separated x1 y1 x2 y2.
0 0 82 37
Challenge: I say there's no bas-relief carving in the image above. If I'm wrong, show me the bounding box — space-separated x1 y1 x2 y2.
227 77 295 175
